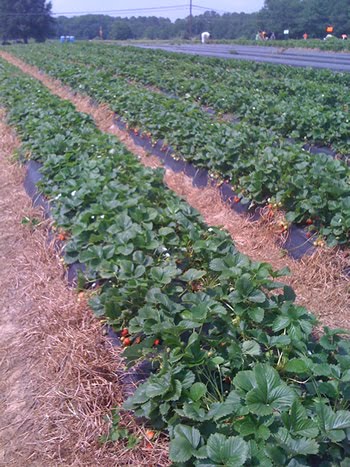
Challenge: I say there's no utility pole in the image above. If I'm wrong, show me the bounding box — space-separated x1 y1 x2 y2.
189 0 192 38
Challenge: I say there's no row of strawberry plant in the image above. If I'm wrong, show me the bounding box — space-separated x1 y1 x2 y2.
67 43 350 153
87 45 350 153
1 58 350 466
8 42 350 154
4 45 350 247
11 41 350 93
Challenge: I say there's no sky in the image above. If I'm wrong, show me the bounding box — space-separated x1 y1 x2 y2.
51 0 265 21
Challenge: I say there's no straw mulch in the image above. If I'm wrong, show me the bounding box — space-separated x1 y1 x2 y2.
0 111 169 466
164 171 350 329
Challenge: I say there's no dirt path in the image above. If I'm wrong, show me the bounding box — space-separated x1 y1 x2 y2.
0 116 50 465
0 114 168 465
0 113 48 464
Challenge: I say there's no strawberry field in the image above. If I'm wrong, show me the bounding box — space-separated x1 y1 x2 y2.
1 43 350 465
5 42 350 248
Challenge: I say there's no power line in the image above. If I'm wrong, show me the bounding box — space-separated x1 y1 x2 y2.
52 5 190 17
193 4 231 14
0 5 189 17
0 4 226 18
0 9 50 17
52 3 226 17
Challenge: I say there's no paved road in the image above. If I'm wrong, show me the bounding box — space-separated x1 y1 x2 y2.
137 43 350 72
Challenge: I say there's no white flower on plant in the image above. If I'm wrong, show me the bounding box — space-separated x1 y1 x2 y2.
71 190 76 196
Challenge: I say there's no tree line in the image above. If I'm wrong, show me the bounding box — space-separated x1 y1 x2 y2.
1 0 350 43
54 12 260 41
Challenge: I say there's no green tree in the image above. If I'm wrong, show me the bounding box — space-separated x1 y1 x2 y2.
109 20 133 40
301 0 331 38
0 0 54 43
50 1 350 43
329 0 350 36
56 15 115 40
258 0 305 38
